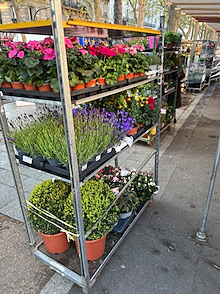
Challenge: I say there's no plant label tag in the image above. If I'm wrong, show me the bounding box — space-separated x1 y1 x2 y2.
161 108 166 114
96 155 101 161
14 147 18 156
81 164 87 171
23 155 33 164
107 148 112 154
121 169 128 176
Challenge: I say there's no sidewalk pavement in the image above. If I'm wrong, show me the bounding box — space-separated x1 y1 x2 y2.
0 83 220 294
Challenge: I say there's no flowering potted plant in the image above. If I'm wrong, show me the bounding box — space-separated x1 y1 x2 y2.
27 179 71 253
63 179 119 260
117 188 140 219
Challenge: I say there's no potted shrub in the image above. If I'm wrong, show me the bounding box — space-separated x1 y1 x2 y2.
27 179 71 253
64 179 119 260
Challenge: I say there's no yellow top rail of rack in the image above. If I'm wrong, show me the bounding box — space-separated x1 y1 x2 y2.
0 19 160 36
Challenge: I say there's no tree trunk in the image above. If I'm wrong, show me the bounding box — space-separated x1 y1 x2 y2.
138 0 145 27
167 5 181 32
114 0 122 24
185 18 194 40
94 0 102 22
11 0 26 42
128 0 138 24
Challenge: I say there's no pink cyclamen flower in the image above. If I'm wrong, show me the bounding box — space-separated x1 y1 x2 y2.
17 51 24 58
8 50 17 59
79 48 88 55
64 38 74 49
95 174 100 179
43 48 55 60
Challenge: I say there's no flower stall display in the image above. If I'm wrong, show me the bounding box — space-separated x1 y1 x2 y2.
0 37 152 92
63 179 119 260
9 106 134 168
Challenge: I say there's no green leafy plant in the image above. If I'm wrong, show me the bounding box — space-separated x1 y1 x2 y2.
118 188 140 213
63 180 119 240
129 172 158 203
20 50 43 85
27 179 71 235
164 31 182 46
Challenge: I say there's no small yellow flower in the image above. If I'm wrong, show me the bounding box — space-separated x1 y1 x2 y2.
140 104 144 107
135 97 139 101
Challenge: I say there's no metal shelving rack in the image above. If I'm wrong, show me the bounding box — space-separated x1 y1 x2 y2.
0 2 162 293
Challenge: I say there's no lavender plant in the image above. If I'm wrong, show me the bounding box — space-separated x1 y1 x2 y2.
9 106 134 167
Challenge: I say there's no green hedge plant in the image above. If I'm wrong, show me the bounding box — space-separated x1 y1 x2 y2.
27 179 71 235
64 180 119 240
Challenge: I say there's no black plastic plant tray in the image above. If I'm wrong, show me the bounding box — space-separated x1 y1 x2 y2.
16 148 117 181
1 76 153 103
132 124 153 141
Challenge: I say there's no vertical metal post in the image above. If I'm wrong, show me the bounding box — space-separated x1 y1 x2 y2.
173 75 178 123
49 1 90 292
196 137 220 241
114 157 119 167
0 94 35 246
154 15 164 185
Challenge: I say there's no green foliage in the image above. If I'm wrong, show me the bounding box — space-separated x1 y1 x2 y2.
27 179 71 235
63 180 119 240
164 31 182 45
129 172 158 203
118 188 139 213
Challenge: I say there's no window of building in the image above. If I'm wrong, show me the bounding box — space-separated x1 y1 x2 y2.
28 6 35 21
0 9 2 24
11 6 17 23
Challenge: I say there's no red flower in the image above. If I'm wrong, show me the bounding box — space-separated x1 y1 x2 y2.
148 97 154 105
150 105 154 110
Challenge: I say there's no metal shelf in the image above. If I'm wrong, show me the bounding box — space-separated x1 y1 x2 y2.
162 87 176 99
1 76 158 106
163 68 178 75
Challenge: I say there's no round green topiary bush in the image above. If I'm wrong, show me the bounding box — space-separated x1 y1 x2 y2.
64 179 119 240
27 179 71 235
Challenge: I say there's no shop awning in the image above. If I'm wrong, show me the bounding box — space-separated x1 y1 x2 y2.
168 1 220 33
0 19 160 38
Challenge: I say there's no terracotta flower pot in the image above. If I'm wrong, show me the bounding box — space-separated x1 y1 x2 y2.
39 232 70 254
133 73 140 78
117 74 125 81
139 73 145 76
23 83 37 91
72 83 85 90
75 235 106 261
38 83 52 92
11 82 24 89
127 126 138 136
138 123 144 127
125 73 134 79
85 79 96 88
1 81 11 88
97 77 106 85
